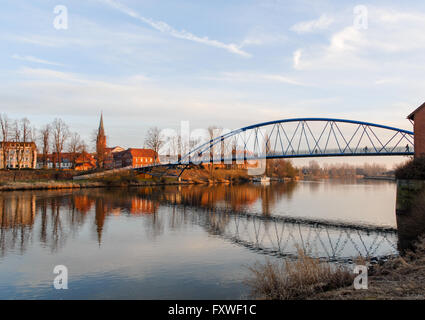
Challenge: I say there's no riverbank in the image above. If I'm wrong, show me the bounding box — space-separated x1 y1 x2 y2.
313 236 425 299
247 236 425 300
0 167 298 192
0 179 198 191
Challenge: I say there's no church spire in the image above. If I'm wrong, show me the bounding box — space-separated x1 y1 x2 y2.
96 112 107 168
98 112 105 137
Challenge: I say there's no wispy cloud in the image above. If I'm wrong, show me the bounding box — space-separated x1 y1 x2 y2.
12 54 64 66
207 72 308 86
291 14 334 33
98 0 250 57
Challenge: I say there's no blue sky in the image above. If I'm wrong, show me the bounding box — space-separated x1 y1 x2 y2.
1 0 424 164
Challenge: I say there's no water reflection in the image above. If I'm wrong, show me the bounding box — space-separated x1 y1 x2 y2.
0 182 397 262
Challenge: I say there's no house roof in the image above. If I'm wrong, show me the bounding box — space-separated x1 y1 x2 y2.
105 146 124 153
76 151 95 162
125 148 157 158
407 102 425 120
0 141 36 148
37 152 93 162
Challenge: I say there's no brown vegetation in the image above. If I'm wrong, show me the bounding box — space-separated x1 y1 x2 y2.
246 250 354 300
266 159 297 179
314 235 425 299
247 236 425 300
0 169 76 183
180 167 251 183
302 160 389 179
395 157 425 180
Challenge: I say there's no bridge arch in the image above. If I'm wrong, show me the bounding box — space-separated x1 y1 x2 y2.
176 118 414 165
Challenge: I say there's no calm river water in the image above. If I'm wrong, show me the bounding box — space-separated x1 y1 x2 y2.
0 179 398 299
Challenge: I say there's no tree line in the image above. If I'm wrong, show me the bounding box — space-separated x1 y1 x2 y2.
302 160 389 178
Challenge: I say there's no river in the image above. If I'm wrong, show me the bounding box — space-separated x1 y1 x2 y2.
0 179 398 299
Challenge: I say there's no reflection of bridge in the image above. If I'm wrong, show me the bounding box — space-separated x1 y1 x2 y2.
201 210 397 263
135 188 398 262
135 118 414 176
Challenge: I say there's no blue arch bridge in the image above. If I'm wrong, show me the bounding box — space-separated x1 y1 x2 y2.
135 118 414 177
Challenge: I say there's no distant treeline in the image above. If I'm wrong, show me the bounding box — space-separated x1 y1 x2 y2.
299 160 389 178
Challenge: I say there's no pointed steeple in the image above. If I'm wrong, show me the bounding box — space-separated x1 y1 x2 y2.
96 112 107 166
98 112 105 136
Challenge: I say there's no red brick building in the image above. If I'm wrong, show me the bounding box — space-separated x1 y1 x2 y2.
114 148 159 168
408 102 425 158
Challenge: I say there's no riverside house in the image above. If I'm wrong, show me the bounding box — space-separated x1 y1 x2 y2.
0 141 37 169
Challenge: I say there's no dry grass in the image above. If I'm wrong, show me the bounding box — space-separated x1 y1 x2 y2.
313 235 425 299
246 250 354 300
181 167 250 183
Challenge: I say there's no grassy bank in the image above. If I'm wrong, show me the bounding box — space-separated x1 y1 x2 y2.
0 177 195 191
0 167 259 191
246 236 425 300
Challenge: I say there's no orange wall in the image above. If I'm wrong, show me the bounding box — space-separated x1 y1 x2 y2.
414 108 425 158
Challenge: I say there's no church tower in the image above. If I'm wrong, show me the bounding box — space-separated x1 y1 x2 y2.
96 112 107 168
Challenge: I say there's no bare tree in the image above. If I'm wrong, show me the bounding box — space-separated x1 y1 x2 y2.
207 126 223 161
80 139 88 154
0 114 11 168
39 124 51 169
12 118 33 169
207 126 223 175
144 127 164 162
68 132 82 168
51 118 69 169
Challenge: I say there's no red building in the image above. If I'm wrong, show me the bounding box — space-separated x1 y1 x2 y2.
114 148 159 168
74 152 96 171
408 102 425 158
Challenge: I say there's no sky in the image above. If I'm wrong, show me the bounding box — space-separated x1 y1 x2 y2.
1 0 424 167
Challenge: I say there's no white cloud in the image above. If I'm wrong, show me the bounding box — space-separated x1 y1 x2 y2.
98 0 250 57
12 54 64 66
295 7 425 72
293 49 302 69
291 14 334 33
205 71 308 86
239 31 287 47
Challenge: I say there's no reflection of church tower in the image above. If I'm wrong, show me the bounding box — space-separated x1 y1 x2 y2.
96 113 107 168
95 198 106 245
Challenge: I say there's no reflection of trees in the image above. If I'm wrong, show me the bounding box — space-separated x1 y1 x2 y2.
0 189 161 256
0 193 35 256
0 183 298 256
133 182 298 215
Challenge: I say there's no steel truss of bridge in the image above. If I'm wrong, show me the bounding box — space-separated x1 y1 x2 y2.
135 118 414 176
